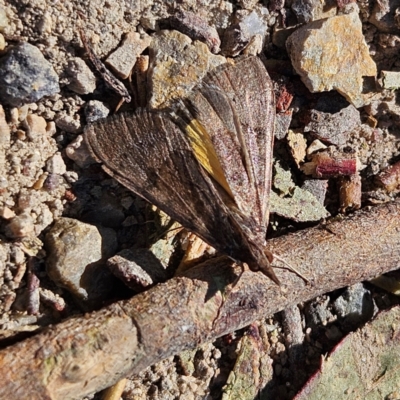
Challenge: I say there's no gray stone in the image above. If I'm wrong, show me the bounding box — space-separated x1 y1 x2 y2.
0 42 60 107
302 179 328 205
45 218 117 302
333 283 376 327
271 162 329 222
305 296 333 329
291 0 336 24
55 114 81 133
381 70 400 89
369 0 400 33
107 248 169 291
222 9 269 56
167 10 221 54
275 110 293 140
270 187 329 222
65 57 97 95
45 152 66 175
304 95 361 146
84 100 110 123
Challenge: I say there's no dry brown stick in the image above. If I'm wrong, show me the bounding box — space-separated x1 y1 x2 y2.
78 28 131 104
1 201 400 399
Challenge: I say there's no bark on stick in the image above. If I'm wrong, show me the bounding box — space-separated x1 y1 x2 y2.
1 201 400 399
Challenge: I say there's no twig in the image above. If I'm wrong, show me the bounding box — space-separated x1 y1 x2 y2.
26 258 40 316
0 201 400 399
79 29 131 103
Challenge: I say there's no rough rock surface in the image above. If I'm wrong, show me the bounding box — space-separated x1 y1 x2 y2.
304 95 361 146
45 218 117 301
147 30 225 108
286 12 377 107
106 31 152 79
291 0 337 24
65 57 97 95
0 42 60 106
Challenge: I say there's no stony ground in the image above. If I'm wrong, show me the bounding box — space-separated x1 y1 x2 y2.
0 0 400 399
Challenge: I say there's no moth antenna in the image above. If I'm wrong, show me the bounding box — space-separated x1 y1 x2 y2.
272 254 311 284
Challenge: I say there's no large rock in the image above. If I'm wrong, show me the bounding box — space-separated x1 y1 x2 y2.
45 218 117 302
0 42 60 107
147 30 225 109
286 13 377 107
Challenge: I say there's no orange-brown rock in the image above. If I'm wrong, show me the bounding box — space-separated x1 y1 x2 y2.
286 13 377 107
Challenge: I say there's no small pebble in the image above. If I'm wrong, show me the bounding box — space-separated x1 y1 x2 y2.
302 179 328 205
46 152 66 175
307 139 327 157
274 110 292 140
238 0 260 9
24 114 47 141
65 134 94 168
304 94 361 147
381 70 400 89
222 9 269 56
84 100 110 123
106 31 151 79
148 30 225 109
291 0 336 24
55 114 81 133
0 104 10 145
0 206 15 220
333 283 376 327
369 0 400 33
0 33 6 51
66 57 97 95
6 213 35 238
305 296 333 329
0 42 60 107
45 218 117 302
167 10 221 54
107 248 169 291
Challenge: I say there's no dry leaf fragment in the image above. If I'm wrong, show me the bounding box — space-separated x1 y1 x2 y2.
294 306 400 400
270 188 329 222
272 162 329 222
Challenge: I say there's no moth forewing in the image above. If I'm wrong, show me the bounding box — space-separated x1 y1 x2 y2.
85 56 279 285
185 57 275 235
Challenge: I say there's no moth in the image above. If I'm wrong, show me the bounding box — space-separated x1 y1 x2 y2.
85 56 279 284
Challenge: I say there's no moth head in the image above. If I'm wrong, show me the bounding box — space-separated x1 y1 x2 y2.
247 249 280 285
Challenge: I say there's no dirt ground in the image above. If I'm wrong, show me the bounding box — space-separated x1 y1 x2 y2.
0 1 400 399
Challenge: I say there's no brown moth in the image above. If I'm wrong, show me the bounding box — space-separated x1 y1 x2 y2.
85 56 279 284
